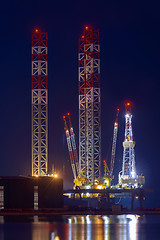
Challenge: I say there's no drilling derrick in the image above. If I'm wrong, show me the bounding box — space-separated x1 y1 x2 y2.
79 26 101 185
119 102 145 188
122 102 136 178
32 29 48 176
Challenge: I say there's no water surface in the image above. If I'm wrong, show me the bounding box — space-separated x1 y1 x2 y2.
0 214 160 240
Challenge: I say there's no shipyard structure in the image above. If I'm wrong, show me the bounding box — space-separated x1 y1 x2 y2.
0 26 146 212
64 26 145 192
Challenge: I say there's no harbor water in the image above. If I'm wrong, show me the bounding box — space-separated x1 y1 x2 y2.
0 214 160 240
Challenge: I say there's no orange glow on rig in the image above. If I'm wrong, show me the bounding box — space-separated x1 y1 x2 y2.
35 29 39 33
85 26 89 30
125 101 132 107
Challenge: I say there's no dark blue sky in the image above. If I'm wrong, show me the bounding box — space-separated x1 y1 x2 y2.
0 1 160 201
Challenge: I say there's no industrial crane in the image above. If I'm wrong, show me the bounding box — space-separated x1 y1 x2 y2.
110 108 119 177
63 114 80 181
103 160 112 188
63 115 77 179
67 113 79 177
102 108 119 188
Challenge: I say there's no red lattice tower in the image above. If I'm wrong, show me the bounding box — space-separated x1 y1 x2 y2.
32 29 48 176
78 26 101 184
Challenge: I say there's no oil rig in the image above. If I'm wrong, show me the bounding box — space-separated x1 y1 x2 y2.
0 27 147 212
63 26 145 192
30 27 145 193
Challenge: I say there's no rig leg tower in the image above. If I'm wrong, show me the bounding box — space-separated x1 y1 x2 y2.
78 26 101 185
32 29 48 176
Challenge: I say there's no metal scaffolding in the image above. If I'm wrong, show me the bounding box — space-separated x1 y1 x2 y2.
78 27 101 184
32 29 48 176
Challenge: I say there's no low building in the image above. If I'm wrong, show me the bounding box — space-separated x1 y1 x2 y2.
0 176 63 210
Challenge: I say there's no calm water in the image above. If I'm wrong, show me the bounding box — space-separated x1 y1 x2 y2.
0 214 160 240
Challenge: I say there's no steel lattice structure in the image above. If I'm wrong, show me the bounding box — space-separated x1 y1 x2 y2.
32 29 48 176
122 102 136 179
78 27 101 184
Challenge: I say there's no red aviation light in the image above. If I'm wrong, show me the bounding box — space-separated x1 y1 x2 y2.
85 26 89 30
82 35 84 38
125 101 132 114
103 160 106 163
117 108 120 112
126 102 131 107
67 112 70 116
125 101 132 110
63 115 66 119
35 29 39 33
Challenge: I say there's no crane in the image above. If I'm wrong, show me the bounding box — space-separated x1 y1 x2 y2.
63 115 77 179
67 113 79 177
110 108 119 177
103 160 112 188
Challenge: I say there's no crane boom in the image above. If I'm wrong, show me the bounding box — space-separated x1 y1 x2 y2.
63 115 77 179
110 108 119 177
67 113 79 176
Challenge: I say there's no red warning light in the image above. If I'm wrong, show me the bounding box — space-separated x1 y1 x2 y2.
117 108 120 112
85 26 89 30
82 35 84 38
125 101 131 107
103 160 106 163
35 29 39 33
67 113 70 116
63 115 65 119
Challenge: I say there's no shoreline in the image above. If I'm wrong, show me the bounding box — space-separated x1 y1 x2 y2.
0 209 160 216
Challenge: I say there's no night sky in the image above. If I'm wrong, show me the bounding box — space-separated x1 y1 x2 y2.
0 1 160 204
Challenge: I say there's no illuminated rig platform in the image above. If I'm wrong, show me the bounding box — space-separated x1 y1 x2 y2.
64 188 153 210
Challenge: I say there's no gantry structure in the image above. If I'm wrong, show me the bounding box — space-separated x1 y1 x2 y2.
78 26 101 184
32 29 48 176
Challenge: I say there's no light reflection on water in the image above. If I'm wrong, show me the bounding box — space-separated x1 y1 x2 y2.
0 214 147 240
32 215 145 240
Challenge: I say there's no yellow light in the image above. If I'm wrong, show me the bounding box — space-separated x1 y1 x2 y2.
35 175 39 178
86 192 90 197
54 174 58 178
54 236 60 240
96 185 103 189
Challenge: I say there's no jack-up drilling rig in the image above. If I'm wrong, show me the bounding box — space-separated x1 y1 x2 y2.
64 27 145 192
